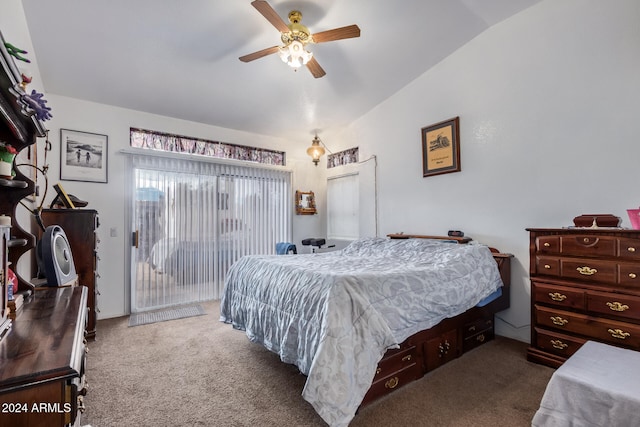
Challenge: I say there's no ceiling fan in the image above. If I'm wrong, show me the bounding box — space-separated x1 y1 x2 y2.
239 0 360 78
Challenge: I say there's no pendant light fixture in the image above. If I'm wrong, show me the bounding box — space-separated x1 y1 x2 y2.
306 134 330 166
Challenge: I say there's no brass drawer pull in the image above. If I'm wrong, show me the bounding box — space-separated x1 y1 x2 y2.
548 292 567 302
577 266 597 275
376 367 381 374
544 264 551 269
544 242 550 247
476 333 486 343
629 247 636 253
550 339 568 350
629 273 637 279
438 340 451 358
385 376 399 389
401 354 412 362
550 316 569 326
607 301 630 312
608 328 630 340
468 325 476 332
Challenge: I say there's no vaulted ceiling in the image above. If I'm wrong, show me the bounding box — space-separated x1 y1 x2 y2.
21 0 541 141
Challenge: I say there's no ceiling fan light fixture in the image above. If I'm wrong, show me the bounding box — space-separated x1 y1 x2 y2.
306 134 326 166
240 2 360 78
278 40 313 69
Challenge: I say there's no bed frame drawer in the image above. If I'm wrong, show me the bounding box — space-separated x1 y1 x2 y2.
361 362 422 406
462 316 494 352
425 329 459 372
373 346 418 382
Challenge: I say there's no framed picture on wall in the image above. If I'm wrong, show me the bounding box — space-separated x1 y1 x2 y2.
60 128 108 183
421 116 460 178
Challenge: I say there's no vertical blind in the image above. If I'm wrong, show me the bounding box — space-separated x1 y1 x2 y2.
129 153 292 312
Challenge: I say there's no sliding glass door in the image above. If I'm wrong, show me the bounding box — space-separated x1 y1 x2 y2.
129 154 291 312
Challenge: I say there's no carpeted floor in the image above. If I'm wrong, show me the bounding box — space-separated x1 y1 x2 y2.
83 300 554 426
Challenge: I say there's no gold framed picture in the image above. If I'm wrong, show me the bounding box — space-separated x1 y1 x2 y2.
421 117 460 178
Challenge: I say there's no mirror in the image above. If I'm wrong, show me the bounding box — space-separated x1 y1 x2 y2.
295 190 316 215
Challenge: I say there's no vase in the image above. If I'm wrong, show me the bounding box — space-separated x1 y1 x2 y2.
0 160 13 179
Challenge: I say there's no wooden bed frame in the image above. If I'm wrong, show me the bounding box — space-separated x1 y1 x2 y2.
360 234 512 406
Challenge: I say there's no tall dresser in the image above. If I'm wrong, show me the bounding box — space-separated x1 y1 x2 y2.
41 209 100 340
527 228 640 367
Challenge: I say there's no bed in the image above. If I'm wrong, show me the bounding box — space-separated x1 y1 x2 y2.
149 229 243 282
220 235 511 426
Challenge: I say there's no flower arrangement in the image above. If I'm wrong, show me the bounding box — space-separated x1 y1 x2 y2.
0 141 17 160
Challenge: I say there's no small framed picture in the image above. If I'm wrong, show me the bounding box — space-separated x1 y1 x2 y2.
60 129 108 183
421 117 461 178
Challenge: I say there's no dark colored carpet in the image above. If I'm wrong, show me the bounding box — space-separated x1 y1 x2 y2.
84 300 553 426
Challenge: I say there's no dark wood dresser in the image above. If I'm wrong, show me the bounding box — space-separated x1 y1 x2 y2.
0 286 88 426
41 209 99 340
527 228 640 367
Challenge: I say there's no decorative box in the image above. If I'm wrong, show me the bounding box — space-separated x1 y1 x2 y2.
572 214 621 228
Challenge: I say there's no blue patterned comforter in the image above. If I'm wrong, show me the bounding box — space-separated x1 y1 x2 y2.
220 237 504 426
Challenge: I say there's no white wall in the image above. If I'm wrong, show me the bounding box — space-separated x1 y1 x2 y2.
339 0 640 342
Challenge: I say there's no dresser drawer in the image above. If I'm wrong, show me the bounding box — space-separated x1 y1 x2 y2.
535 305 640 349
534 256 560 277
618 264 640 288
536 236 560 254
586 290 640 322
534 327 586 359
618 238 640 260
560 258 616 283
560 235 616 257
533 256 619 283
553 259 640 288
532 281 585 310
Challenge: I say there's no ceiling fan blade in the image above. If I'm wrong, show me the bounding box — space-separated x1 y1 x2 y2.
306 57 326 78
312 25 361 43
239 46 280 62
251 0 289 33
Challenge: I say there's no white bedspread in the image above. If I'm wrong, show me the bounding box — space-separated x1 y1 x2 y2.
220 237 504 426
532 341 640 427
